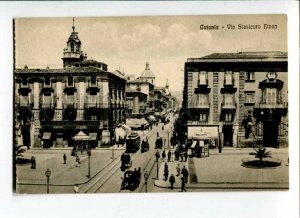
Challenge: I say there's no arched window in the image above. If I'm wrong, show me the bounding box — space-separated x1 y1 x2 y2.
70 42 74 52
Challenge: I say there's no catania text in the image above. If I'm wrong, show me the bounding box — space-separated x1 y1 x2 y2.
200 24 277 30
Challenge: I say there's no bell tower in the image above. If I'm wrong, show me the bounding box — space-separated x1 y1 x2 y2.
62 18 87 67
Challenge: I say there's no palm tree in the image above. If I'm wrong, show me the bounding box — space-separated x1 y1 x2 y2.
250 147 272 164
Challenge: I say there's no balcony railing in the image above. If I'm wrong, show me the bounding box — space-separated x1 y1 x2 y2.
221 101 237 109
188 95 210 109
41 103 54 108
18 102 33 108
255 102 288 109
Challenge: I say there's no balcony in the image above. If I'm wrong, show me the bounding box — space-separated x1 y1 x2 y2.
41 103 54 109
63 51 81 59
255 102 288 109
221 101 237 109
189 94 210 109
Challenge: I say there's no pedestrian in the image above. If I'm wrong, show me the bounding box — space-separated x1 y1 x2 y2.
164 168 169 181
74 184 79 193
157 132 159 137
30 156 34 169
63 153 67 164
184 151 188 162
180 152 184 162
181 166 189 183
169 174 175 189
155 150 160 160
164 162 168 172
32 157 36 169
167 150 171 162
180 177 186 192
76 155 80 167
162 150 166 160
176 164 180 176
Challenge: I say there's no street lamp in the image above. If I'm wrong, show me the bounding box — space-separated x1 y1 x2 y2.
87 149 91 178
155 150 160 179
144 170 149 193
45 168 51 194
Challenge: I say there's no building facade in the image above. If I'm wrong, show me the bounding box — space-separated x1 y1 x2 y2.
15 22 126 148
183 51 288 148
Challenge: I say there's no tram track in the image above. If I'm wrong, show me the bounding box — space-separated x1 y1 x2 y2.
83 118 174 193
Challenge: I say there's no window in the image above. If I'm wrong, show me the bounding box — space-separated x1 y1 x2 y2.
256 122 263 136
244 92 255 104
278 122 286 136
246 72 255 81
88 91 97 106
22 76 28 86
265 88 277 105
20 94 29 106
66 93 74 105
225 113 232 122
91 115 97 121
224 71 234 85
196 94 209 107
198 71 208 85
223 94 235 107
70 42 74 52
43 92 52 107
45 76 51 86
91 75 96 86
199 113 207 122
67 76 74 87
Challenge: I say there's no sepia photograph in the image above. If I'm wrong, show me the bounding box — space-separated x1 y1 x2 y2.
14 14 288 194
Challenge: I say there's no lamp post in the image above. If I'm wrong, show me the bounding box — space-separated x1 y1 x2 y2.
155 150 160 179
45 168 51 194
87 149 91 178
144 170 149 193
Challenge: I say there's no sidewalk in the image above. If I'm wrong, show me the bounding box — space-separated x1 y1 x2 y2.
16 125 158 194
154 147 289 190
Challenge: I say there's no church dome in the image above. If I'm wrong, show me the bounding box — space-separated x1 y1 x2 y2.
140 61 155 78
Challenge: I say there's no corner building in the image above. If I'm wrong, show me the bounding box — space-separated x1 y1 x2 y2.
15 22 126 148
183 52 288 148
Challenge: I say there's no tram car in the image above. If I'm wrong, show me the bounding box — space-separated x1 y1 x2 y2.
125 132 141 153
155 137 163 149
141 139 150 153
120 153 132 171
121 169 141 191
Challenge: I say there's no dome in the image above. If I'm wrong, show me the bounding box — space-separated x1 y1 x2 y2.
140 61 155 78
68 31 81 43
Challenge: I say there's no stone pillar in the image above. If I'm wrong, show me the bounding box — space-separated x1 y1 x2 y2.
33 81 40 109
232 125 239 148
55 80 63 121
77 81 85 120
134 96 139 114
102 81 109 107
31 81 41 147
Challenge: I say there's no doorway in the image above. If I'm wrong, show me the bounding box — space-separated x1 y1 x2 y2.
263 121 279 148
223 125 233 147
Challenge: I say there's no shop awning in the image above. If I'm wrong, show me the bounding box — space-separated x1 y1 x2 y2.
191 140 197 148
72 131 90 141
188 126 218 139
148 115 156 121
89 133 98 140
121 124 131 132
42 132 51 140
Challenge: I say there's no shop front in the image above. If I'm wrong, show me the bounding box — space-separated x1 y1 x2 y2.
187 126 219 158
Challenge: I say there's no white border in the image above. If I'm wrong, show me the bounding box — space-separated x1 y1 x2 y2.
0 1 298 218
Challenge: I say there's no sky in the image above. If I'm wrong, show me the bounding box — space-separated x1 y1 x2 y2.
15 15 287 92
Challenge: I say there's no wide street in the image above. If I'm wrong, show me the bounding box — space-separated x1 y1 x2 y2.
16 111 289 194
16 113 176 194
